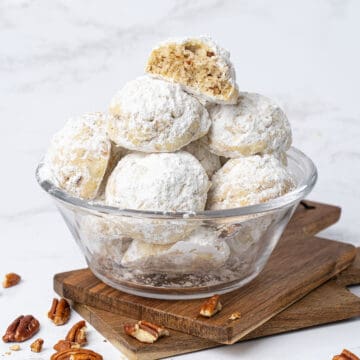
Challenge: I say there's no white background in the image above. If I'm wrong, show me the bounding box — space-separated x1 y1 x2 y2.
1 0 360 359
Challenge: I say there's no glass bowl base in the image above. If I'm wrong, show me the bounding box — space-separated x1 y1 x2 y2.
88 259 264 300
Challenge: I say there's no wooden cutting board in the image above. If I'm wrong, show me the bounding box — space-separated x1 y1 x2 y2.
72 248 360 360
54 201 356 344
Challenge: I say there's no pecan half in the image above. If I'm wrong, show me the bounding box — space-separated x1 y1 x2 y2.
333 349 360 360
2 315 40 342
2 273 21 288
65 321 87 346
124 320 169 343
30 338 44 353
50 348 103 360
53 340 80 352
48 298 71 325
199 294 222 318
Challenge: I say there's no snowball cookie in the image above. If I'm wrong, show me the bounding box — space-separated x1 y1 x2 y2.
45 112 111 200
78 214 132 266
105 152 210 244
109 76 210 152
146 36 238 104
206 92 292 158
207 154 296 210
183 139 221 178
106 151 210 212
78 215 131 265
79 214 124 242
220 213 274 254
121 227 230 272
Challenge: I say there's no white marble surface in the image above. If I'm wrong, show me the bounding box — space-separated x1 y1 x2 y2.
1 0 360 359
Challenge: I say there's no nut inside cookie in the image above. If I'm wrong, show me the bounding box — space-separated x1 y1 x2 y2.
146 39 235 102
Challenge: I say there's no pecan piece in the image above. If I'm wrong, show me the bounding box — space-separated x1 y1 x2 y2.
65 320 87 346
199 294 222 318
139 321 169 338
2 273 21 288
229 311 241 320
333 349 360 360
2 315 40 342
53 339 80 352
30 338 44 353
9 344 20 351
124 320 169 343
50 348 103 360
48 298 71 325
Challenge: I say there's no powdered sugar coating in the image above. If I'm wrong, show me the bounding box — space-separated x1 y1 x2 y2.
105 151 210 244
109 76 210 152
79 214 124 242
44 112 111 200
146 36 238 105
206 92 292 158
79 214 132 264
207 154 296 210
105 151 210 212
183 139 221 177
121 227 230 272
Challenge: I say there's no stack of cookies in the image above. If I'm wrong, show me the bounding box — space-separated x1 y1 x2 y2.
43 36 295 276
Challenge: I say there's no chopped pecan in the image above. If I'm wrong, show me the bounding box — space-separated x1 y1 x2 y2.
65 320 87 346
199 294 222 318
333 349 360 360
229 311 241 320
53 339 80 352
9 344 20 351
2 273 21 288
30 338 44 353
139 321 169 338
124 320 169 343
48 298 71 326
50 348 103 360
2 315 40 342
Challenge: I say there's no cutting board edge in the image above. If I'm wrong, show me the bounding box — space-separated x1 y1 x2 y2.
226 242 357 344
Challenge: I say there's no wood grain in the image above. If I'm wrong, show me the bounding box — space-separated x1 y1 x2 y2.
336 247 360 286
72 248 360 360
54 202 354 344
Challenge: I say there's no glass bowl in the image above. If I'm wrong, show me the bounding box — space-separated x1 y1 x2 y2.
36 147 317 299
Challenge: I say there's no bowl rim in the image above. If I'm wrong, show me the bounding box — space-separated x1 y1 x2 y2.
36 147 317 220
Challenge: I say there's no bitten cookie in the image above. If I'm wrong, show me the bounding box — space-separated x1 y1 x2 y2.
121 227 230 272
146 36 238 104
44 112 111 200
207 154 295 210
206 92 292 158
109 76 210 152
183 139 221 178
105 152 210 244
